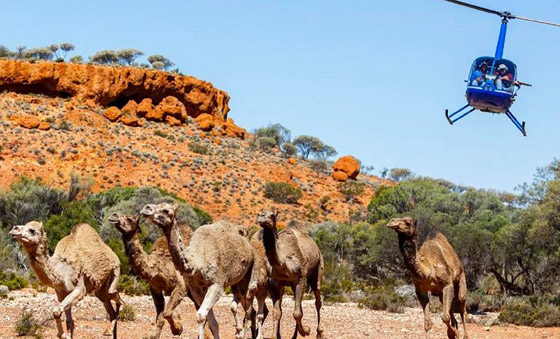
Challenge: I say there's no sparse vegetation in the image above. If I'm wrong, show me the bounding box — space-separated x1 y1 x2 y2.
118 304 137 321
264 182 302 204
15 310 43 337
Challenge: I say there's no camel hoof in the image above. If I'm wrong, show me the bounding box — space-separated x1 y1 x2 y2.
316 329 325 339
171 323 183 335
299 325 311 336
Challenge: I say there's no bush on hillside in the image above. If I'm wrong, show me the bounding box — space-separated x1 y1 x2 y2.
264 182 302 204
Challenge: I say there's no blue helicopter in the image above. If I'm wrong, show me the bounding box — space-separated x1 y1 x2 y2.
444 0 560 136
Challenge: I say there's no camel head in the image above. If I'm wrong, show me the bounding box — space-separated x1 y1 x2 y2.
108 213 140 236
141 203 178 230
387 217 417 237
9 221 46 250
256 208 279 229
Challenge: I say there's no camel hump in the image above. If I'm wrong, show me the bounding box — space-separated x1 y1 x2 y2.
70 223 98 236
286 221 309 235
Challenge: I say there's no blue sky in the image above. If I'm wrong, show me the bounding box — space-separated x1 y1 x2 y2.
2 0 560 191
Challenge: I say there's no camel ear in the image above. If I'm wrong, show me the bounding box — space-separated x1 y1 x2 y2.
273 208 279 222
171 203 179 214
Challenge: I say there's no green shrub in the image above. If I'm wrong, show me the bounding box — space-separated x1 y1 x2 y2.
0 271 29 290
188 142 209 155
359 286 406 313
498 297 560 327
338 180 365 203
193 206 213 225
15 310 43 337
154 130 168 138
264 182 302 204
257 137 277 152
118 304 136 321
118 275 149 296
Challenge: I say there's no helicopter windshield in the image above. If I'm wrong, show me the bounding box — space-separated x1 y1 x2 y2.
468 57 517 92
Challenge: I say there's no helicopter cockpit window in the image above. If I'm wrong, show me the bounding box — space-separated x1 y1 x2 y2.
468 57 517 92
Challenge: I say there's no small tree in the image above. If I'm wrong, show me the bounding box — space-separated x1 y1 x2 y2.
15 46 26 59
59 43 75 59
24 47 54 60
0 45 12 59
118 48 144 65
150 61 165 70
388 168 414 182
264 182 302 204
257 137 277 152
281 142 297 158
49 44 60 59
147 54 175 70
293 135 323 159
254 123 291 148
69 55 83 63
314 144 337 161
89 50 119 64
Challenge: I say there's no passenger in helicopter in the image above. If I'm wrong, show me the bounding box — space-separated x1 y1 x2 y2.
470 61 489 86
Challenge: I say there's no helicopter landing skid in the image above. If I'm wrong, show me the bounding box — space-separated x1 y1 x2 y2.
445 104 475 125
505 109 526 136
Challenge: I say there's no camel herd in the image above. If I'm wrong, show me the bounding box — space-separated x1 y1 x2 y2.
9 206 468 339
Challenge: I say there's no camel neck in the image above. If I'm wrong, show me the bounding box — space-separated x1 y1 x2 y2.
162 220 194 274
397 233 424 279
123 232 151 279
26 243 60 287
262 226 280 266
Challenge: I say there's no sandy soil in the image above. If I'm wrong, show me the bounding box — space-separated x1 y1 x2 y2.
1 290 559 338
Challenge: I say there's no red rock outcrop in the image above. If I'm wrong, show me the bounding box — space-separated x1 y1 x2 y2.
11 115 40 129
0 60 230 120
103 107 122 122
332 155 360 182
195 113 215 131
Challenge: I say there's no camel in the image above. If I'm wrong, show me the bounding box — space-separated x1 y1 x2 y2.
140 202 255 339
256 209 324 339
387 217 468 339
108 213 213 339
9 221 122 339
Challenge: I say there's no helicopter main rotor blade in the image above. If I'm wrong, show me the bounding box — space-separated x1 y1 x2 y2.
513 15 560 28
443 0 502 17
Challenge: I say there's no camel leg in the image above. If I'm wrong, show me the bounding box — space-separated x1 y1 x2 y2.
190 287 219 339
64 308 75 339
442 285 459 339
163 286 185 335
309 263 324 339
150 288 166 339
255 289 268 339
292 279 311 339
97 289 118 338
230 293 244 338
106 272 122 339
270 283 284 339
54 281 85 339
54 291 68 339
196 284 224 339
417 290 432 339
458 272 469 339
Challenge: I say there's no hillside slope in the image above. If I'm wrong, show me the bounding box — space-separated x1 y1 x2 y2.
0 62 386 225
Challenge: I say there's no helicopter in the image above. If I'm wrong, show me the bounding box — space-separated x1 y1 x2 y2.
443 0 560 136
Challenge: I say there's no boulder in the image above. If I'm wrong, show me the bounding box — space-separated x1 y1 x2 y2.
136 98 154 118
119 115 143 127
332 171 349 182
121 100 138 115
103 107 122 122
165 115 181 126
14 115 40 129
221 118 247 139
332 155 360 181
38 122 51 131
158 96 187 122
195 113 215 131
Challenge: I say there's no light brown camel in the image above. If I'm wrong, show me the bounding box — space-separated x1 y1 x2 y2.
387 217 468 339
141 203 255 339
108 213 214 339
9 221 122 339
256 209 324 339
